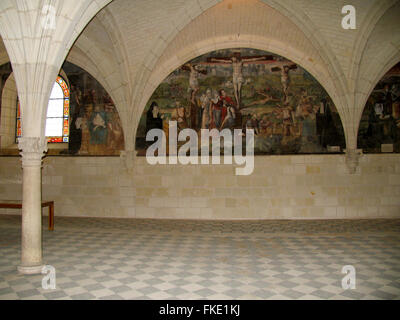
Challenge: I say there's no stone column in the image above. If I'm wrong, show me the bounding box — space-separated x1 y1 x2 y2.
120 150 136 175
345 148 362 174
17 137 48 274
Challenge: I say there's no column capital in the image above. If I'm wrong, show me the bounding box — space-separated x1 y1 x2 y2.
18 137 48 167
120 150 135 174
345 148 363 174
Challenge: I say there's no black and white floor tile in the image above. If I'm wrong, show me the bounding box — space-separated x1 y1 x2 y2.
0 215 399 300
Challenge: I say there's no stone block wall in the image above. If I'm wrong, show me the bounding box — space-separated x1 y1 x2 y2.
0 153 399 219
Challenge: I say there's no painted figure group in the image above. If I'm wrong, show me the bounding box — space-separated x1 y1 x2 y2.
142 49 344 154
68 85 124 155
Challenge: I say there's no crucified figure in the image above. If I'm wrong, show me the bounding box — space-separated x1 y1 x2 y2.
209 52 273 109
271 63 297 103
181 63 207 104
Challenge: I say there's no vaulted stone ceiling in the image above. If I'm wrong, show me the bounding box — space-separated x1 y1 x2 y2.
0 0 399 150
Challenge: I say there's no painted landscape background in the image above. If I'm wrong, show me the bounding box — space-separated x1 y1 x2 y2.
135 48 346 155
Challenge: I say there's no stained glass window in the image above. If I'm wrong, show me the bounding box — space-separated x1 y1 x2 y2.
15 101 22 140
16 76 70 143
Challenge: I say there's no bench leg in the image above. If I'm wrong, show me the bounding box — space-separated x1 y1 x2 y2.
48 203 54 231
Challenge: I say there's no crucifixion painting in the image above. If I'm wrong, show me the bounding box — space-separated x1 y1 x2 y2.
135 48 346 156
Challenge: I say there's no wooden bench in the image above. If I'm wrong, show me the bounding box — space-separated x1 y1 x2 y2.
0 200 54 231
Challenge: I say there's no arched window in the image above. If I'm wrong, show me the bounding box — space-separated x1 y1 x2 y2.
16 75 70 143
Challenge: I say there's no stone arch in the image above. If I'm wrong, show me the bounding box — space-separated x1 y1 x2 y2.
348 0 398 90
128 0 348 149
0 38 9 67
58 61 126 155
261 0 349 102
0 0 115 140
133 36 346 148
129 0 221 111
68 32 129 148
357 60 400 153
135 47 346 155
353 1 400 148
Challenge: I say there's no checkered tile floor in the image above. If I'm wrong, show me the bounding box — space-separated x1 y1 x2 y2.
0 215 399 300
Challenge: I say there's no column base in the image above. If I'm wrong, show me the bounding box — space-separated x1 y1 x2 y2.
17 264 44 275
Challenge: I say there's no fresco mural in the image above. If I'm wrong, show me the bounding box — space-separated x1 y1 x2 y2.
358 62 400 153
60 61 125 156
0 61 124 156
135 48 345 155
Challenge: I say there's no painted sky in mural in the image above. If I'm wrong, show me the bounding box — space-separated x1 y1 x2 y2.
358 62 400 153
136 48 345 155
